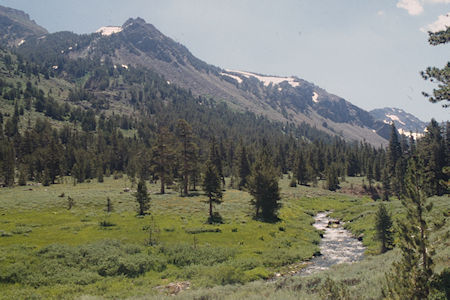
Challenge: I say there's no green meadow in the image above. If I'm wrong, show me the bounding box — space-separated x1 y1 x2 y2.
0 176 448 299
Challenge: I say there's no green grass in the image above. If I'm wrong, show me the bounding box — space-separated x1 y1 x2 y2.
0 176 331 298
1 175 448 299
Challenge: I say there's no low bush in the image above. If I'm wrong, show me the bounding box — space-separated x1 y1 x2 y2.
0 240 167 287
158 243 236 267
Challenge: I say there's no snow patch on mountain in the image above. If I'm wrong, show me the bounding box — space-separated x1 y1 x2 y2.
312 92 319 103
225 70 300 88
398 129 424 139
220 72 243 83
370 107 427 138
96 26 122 36
386 114 405 125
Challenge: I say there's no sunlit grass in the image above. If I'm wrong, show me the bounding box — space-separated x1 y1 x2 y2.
1 175 448 299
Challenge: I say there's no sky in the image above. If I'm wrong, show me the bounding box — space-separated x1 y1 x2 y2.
1 0 449 122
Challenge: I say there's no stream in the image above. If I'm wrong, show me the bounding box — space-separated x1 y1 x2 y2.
296 211 365 276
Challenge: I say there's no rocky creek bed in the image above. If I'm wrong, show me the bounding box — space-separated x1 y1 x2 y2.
295 211 365 276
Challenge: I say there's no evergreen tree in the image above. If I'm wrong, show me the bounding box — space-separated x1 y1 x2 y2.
0 141 15 186
238 143 251 190
374 203 394 253
44 138 62 184
247 153 281 221
97 165 104 183
134 178 150 216
189 159 201 191
18 164 27 186
392 159 406 199
151 127 174 194
202 160 222 223
176 119 198 196
294 151 309 185
416 119 446 196
209 138 225 186
381 167 391 201
325 163 340 191
387 123 402 177
385 157 434 299
421 27 449 107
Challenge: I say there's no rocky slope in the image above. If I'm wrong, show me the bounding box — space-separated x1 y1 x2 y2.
4 9 390 145
0 5 47 47
370 107 427 138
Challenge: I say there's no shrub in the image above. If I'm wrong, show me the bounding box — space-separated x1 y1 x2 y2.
244 267 270 281
159 243 236 267
1 240 168 287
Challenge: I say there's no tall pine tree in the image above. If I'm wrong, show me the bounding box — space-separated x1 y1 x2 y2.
385 157 434 299
238 143 251 190
151 127 174 194
202 160 223 223
374 203 394 253
247 152 281 221
134 178 150 216
176 119 198 196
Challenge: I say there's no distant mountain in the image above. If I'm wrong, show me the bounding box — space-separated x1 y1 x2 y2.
10 15 390 145
0 5 47 47
370 107 427 138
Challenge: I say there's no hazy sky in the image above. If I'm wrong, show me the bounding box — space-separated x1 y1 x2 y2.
1 0 449 122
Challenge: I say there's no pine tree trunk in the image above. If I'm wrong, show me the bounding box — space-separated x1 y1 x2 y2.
184 176 188 196
160 176 165 194
209 197 213 221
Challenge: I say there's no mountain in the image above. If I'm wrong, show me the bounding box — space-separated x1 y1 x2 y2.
11 15 390 145
0 5 47 47
370 107 427 138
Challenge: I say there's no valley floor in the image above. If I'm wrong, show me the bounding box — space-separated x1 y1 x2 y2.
0 176 448 299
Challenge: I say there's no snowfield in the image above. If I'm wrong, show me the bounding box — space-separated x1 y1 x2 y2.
385 114 406 125
96 26 123 36
398 128 424 139
225 70 300 88
312 92 319 103
220 72 243 84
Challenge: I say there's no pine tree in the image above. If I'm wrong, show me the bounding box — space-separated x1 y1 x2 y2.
325 163 340 191
247 153 281 221
387 123 402 177
392 159 406 199
238 143 251 190
381 167 390 201
385 157 434 299
134 178 150 216
294 151 309 185
18 164 27 186
0 140 15 187
151 127 174 194
421 27 449 107
202 160 223 223
416 119 446 196
374 203 394 253
176 119 198 196
209 138 225 186
97 165 104 183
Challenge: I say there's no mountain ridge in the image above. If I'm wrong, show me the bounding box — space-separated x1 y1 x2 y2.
95 18 390 145
370 107 428 138
0 5 47 46
2 8 391 145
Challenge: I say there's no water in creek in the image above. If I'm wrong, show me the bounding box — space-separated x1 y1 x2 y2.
296 211 365 276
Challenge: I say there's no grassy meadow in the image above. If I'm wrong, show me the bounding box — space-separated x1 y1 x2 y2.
0 175 448 299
